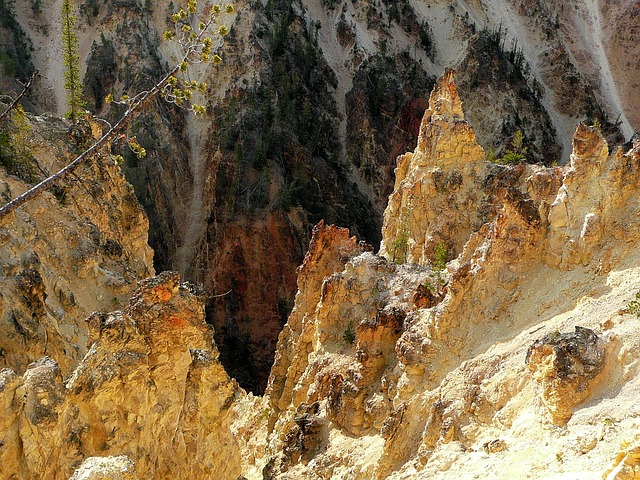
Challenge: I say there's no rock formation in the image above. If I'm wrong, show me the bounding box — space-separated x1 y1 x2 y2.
379 68 486 264
2 70 640 480
0 113 154 376
526 326 606 425
0 272 244 480
257 70 640 479
5 0 638 396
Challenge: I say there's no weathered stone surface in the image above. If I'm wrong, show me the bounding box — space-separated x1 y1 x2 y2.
379 69 486 265
526 326 606 424
266 221 368 418
604 441 640 480
68 456 137 480
0 114 154 377
1 272 243 480
262 217 428 477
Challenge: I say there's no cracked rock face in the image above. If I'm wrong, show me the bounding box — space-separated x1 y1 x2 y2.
3 70 640 480
0 114 154 377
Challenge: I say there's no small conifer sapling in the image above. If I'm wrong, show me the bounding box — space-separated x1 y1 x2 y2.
62 0 85 120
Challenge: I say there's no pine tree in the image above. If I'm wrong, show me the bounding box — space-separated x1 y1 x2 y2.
61 0 84 120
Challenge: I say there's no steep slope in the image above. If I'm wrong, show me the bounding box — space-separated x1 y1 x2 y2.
557 0 636 139
598 0 640 135
0 272 243 480
0 111 153 376
0 0 35 107
2 71 640 480
4 0 638 394
260 71 640 479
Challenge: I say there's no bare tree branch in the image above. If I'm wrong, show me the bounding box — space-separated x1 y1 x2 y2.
0 65 179 219
0 70 39 122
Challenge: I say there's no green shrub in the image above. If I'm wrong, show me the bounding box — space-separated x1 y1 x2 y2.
342 320 356 345
390 228 409 264
491 130 528 164
628 292 640 317
424 240 447 293
485 146 496 163
501 151 526 164
390 206 410 263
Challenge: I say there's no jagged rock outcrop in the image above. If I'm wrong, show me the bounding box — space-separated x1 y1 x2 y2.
264 221 428 478
259 71 640 479
267 221 371 418
0 271 244 480
379 69 486 264
3 66 640 479
547 123 640 270
0 113 154 376
526 326 606 425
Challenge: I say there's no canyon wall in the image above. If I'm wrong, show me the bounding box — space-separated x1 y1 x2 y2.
1 71 640 479
3 0 638 392
0 112 153 376
259 72 640 479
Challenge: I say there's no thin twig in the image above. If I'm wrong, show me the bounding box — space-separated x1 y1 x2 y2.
0 4 230 218
211 289 232 298
0 70 39 122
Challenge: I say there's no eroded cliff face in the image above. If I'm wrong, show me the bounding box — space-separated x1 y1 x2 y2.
2 69 640 480
4 0 638 394
0 272 245 480
0 112 153 376
257 72 640 479
379 69 486 264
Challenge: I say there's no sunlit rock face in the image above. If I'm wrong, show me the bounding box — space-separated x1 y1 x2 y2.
257 71 640 479
379 69 486 265
0 272 243 480
0 114 154 377
3 69 640 480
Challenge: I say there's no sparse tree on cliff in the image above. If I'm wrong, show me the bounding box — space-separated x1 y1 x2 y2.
61 0 85 120
0 1 234 218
